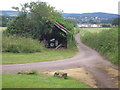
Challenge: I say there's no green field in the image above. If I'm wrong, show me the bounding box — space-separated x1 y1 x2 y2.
80 27 118 65
0 27 7 31
80 27 110 35
2 74 90 88
2 48 77 64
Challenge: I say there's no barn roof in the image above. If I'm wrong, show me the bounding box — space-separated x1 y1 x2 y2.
54 22 70 34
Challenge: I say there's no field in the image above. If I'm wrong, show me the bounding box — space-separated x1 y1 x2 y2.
0 27 7 31
80 27 110 34
2 74 90 88
80 27 118 65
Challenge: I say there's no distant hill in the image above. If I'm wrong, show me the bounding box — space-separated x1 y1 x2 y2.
63 12 118 18
63 12 118 24
0 10 18 16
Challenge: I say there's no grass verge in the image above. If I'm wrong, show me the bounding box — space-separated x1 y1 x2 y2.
2 73 90 88
2 47 77 64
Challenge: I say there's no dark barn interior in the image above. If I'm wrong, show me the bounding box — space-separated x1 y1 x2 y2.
43 22 69 49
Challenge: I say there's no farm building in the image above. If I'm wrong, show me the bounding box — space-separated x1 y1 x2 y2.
77 24 102 27
43 22 70 49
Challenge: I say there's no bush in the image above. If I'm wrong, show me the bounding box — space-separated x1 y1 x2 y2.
81 28 118 65
2 34 43 53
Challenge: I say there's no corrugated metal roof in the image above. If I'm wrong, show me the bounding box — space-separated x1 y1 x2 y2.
54 22 70 33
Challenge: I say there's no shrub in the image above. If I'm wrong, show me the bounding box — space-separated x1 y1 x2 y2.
28 70 38 75
17 70 38 75
2 34 43 53
81 28 118 65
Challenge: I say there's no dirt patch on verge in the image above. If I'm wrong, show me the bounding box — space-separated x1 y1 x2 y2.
43 67 97 88
97 66 119 87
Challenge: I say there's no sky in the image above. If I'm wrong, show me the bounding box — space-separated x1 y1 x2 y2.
0 0 119 14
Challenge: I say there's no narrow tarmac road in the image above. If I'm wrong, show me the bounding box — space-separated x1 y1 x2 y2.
1 33 119 88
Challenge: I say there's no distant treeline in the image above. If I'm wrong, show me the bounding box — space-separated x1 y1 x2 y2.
0 16 16 27
63 13 118 24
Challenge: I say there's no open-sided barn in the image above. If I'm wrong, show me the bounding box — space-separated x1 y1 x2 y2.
43 22 70 49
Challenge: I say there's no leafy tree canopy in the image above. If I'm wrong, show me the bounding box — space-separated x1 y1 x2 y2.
6 1 74 40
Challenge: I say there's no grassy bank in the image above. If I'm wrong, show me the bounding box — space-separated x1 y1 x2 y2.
2 74 90 88
80 27 118 65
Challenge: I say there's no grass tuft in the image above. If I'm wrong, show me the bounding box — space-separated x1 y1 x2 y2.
17 70 38 75
2 47 77 64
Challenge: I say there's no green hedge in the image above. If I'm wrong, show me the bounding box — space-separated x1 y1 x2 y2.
2 34 43 53
81 28 118 65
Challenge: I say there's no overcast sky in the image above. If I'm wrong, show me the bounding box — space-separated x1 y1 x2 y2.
0 0 119 14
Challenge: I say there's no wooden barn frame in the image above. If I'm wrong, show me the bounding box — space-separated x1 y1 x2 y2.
43 22 70 49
